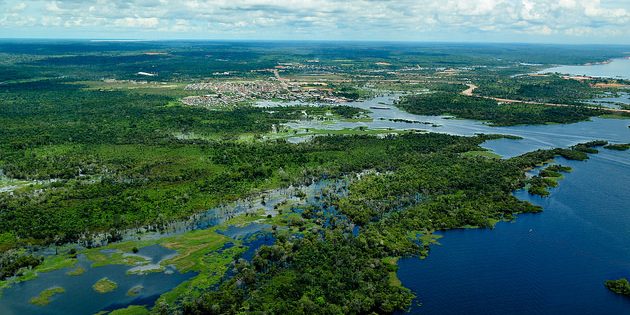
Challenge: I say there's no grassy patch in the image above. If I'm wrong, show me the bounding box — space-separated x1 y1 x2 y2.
108 305 151 315
65 266 85 276
160 229 231 272
127 285 143 297
157 245 245 304
84 249 151 268
93 277 118 293
29 286 65 306
341 117 373 123
604 143 630 151
34 254 78 273
383 257 402 287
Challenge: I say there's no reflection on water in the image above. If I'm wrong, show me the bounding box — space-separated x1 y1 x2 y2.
0 246 195 315
0 176 353 314
67 175 353 249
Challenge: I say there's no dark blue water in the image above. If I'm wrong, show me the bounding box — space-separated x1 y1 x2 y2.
217 223 276 261
398 149 630 314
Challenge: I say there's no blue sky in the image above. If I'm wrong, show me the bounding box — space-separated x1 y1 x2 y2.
0 0 629 44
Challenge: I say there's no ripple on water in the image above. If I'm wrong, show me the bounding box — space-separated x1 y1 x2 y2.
397 150 630 314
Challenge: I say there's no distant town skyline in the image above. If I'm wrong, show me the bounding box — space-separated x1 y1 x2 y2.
1 0 629 44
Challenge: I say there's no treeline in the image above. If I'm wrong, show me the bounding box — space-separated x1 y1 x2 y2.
183 229 413 314
0 250 42 281
0 81 365 153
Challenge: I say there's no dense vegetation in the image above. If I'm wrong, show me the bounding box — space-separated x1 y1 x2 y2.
0 80 365 151
604 143 630 151
184 229 414 314
0 80 374 245
179 139 600 314
0 250 42 281
2 41 626 82
1 40 627 314
475 75 601 105
605 278 630 297
398 92 602 126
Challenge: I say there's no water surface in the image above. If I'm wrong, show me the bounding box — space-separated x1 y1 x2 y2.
586 92 630 109
0 246 195 315
278 93 630 313
284 94 630 157
3 93 630 314
539 58 630 80
398 150 630 314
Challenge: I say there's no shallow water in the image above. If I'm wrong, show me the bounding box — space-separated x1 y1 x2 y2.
66 175 352 249
285 94 630 157
586 92 630 109
0 247 196 315
539 58 630 80
2 92 629 313
0 177 351 314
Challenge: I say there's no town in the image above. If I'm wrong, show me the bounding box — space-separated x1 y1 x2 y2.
182 76 351 108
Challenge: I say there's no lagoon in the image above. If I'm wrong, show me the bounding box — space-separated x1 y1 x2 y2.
0 176 352 314
0 246 195 315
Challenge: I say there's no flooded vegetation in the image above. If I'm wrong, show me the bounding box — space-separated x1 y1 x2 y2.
1 41 629 314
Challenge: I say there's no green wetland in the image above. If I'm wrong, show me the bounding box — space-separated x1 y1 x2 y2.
0 41 629 314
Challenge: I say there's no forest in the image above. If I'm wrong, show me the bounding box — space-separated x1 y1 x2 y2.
1 40 628 314
475 74 601 105
398 92 604 126
180 138 600 314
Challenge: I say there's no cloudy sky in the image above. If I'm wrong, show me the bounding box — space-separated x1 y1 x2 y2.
0 0 629 44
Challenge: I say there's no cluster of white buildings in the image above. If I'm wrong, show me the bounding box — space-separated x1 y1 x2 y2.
181 79 349 108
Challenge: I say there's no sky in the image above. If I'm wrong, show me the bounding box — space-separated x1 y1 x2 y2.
0 0 629 44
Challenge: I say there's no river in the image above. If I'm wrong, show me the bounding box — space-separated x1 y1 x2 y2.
1 85 629 313
398 150 630 314
282 90 630 313
538 57 630 80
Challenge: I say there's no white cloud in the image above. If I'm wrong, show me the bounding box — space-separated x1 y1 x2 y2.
0 0 628 42
11 2 26 11
114 17 160 28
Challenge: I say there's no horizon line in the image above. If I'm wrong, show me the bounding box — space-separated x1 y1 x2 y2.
1 37 630 47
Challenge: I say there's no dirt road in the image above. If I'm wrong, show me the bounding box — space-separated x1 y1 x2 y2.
461 83 630 114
